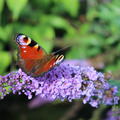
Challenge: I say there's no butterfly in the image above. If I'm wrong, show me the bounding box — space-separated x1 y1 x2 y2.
16 33 64 77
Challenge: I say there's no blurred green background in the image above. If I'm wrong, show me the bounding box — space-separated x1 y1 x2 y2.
0 0 120 120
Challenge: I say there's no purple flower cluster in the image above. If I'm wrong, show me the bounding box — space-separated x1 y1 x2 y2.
0 64 119 107
105 108 120 120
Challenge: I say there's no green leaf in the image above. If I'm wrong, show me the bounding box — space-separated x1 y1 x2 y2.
60 0 79 17
40 15 69 29
0 51 11 75
105 35 119 45
6 0 28 20
40 15 76 36
31 0 51 9
0 43 3 50
66 46 85 59
0 0 4 13
87 7 99 21
0 24 13 41
4 86 12 93
53 0 79 17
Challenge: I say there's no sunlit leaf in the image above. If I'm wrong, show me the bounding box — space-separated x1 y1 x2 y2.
60 0 79 17
6 0 28 20
87 7 99 21
0 0 4 13
53 0 79 17
0 24 13 41
0 51 11 75
40 15 69 29
40 15 76 37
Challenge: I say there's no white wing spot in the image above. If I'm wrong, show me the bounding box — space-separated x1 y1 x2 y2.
55 55 64 64
22 46 26 48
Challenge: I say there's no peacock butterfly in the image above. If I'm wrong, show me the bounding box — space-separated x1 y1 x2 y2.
16 33 64 77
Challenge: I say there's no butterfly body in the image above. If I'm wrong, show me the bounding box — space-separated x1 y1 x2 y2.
16 34 64 77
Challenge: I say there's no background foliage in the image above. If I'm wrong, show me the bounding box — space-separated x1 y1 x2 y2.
0 0 120 120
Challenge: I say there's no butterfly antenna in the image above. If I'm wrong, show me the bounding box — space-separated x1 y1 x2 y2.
53 44 71 55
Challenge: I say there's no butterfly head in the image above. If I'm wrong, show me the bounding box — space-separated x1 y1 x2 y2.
16 34 31 46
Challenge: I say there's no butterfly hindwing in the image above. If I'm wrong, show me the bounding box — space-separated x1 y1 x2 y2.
30 54 64 77
18 58 37 75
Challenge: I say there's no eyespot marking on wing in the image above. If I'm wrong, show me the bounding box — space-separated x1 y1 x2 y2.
55 55 64 65
16 34 31 45
24 37 31 45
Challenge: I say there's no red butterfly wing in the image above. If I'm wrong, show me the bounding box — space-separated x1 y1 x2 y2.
31 54 64 77
16 34 47 74
18 58 37 75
